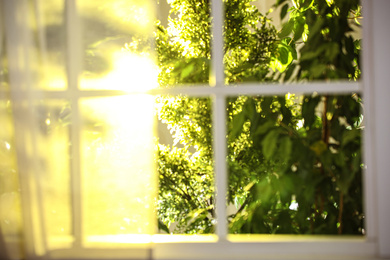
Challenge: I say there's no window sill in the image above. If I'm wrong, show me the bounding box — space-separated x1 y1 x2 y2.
40 235 381 260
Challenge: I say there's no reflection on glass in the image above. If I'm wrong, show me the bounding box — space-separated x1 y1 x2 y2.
80 51 157 91
1 7 23 258
32 100 72 249
80 96 157 239
0 18 8 92
38 0 67 90
0 100 23 259
156 96 215 234
78 0 157 91
227 93 363 235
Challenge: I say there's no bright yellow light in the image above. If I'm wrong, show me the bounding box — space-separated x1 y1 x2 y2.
79 1 155 34
87 234 153 245
81 94 157 238
36 0 159 247
80 51 158 92
85 234 218 245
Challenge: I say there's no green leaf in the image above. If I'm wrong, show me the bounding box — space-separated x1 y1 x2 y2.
310 63 327 78
254 120 275 136
283 63 296 81
293 16 305 41
334 151 346 168
302 96 317 127
278 19 295 38
158 219 170 234
280 3 289 20
262 129 280 160
310 140 327 156
180 63 195 79
300 45 326 61
234 195 246 209
341 129 360 147
276 0 288 6
325 42 339 61
307 16 324 37
230 112 246 140
279 136 293 162
270 39 297 73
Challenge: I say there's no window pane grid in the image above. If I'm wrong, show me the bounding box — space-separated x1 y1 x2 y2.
3 0 381 258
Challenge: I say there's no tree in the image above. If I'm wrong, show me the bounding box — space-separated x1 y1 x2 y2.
154 0 363 235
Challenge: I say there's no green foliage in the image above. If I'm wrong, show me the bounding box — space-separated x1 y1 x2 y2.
224 0 277 82
276 0 361 81
158 144 214 233
228 94 363 234
155 0 278 234
154 0 363 235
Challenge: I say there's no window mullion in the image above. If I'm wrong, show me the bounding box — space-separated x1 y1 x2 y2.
210 0 228 240
361 0 377 243
210 0 224 87
362 0 390 257
213 94 228 240
65 0 83 249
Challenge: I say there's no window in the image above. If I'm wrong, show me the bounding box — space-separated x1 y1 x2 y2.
1 0 390 259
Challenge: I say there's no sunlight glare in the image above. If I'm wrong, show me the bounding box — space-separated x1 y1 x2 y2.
80 51 158 92
81 95 157 238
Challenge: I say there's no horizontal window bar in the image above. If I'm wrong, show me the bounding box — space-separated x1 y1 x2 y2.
3 81 362 100
152 81 361 96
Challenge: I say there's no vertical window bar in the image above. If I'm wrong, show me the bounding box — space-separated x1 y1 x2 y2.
212 94 228 240
361 0 377 242
210 0 224 87
364 1 390 256
211 0 228 239
65 0 83 248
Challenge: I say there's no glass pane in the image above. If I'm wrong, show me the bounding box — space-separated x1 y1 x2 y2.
156 96 215 234
226 93 364 235
12 0 68 91
1 99 71 256
78 1 157 91
0 99 23 259
80 95 157 242
38 0 67 90
1 12 23 258
156 0 211 87
224 0 362 84
33 100 72 249
0 16 8 92
2 0 67 91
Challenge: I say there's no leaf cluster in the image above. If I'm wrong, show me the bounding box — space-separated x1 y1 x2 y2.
276 0 361 81
154 0 364 235
155 0 278 233
228 94 363 234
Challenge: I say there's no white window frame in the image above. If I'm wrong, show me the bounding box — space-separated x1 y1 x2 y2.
2 0 390 259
